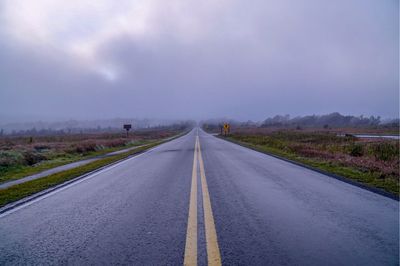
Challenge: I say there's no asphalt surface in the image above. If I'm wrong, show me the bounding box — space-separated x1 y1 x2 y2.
0 129 398 265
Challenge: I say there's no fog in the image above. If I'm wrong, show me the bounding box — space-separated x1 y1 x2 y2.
0 0 398 123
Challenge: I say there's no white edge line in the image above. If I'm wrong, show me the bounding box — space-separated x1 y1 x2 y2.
0 137 179 218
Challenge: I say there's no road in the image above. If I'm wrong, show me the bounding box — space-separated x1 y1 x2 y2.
0 129 398 265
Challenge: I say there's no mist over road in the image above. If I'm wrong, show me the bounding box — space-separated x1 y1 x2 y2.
0 129 398 265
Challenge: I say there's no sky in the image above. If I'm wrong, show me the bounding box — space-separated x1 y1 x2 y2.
0 0 398 122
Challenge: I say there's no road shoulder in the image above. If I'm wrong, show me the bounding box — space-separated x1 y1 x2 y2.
215 134 398 201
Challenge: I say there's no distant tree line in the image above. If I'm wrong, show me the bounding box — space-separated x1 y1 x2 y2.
1 127 119 137
201 113 399 130
0 121 195 137
0 118 195 136
261 113 385 128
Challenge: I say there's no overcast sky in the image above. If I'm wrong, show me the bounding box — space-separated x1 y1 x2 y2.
0 0 398 122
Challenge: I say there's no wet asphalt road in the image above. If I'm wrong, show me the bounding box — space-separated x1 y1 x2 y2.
0 129 398 265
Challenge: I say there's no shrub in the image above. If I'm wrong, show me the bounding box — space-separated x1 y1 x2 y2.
371 142 399 161
34 144 51 151
74 142 97 154
0 151 24 167
349 143 364 157
23 151 47 166
104 139 127 147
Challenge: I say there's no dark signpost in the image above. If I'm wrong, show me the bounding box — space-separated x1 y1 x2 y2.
123 124 132 137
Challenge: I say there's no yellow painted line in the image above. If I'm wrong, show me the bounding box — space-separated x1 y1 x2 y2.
198 136 222 266
184 137 198 266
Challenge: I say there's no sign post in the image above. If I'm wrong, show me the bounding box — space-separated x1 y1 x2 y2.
223 123 230 136
123 124 132 138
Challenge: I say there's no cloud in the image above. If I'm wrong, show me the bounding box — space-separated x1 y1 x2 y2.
0 0 398 121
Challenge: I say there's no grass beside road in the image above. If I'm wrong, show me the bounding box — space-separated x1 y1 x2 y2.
0 138 173 208
221 131 399 198
0 128 182 184
0 140 150 184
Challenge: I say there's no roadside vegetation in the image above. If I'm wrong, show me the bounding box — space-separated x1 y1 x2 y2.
0 128 183 184
218 128 399 197
0 139 174 208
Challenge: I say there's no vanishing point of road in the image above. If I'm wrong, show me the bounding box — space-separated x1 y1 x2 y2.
0 129 398 265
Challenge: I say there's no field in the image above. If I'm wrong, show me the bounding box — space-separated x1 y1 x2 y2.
0 128 182 184
222 127 399 197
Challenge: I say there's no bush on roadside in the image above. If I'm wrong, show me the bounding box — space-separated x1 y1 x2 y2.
73 142 97 154
23 151 47 166
34 144 51 151
103 139 127 147
371 142 399 161
349 143 364 157
0 151 25 167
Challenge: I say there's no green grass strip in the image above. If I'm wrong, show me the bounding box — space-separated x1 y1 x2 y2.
0 140 152 183
0 141 162 208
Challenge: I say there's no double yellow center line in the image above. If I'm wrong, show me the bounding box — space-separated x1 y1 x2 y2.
184 135 221 266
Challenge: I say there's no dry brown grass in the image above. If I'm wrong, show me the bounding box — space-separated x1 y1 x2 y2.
0 129 182 180
228 128 399 195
